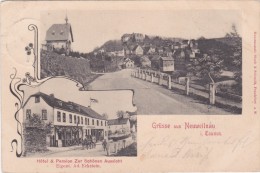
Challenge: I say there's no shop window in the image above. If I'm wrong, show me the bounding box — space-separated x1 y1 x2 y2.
26 109 31 119
57 111 61 122
42 109 47 120
63 113 66 122
69 114 72 123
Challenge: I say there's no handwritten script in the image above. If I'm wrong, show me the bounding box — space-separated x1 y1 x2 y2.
139 131 258 164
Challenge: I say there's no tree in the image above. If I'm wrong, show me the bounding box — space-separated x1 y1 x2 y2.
116 110 125 119
186 54 224 84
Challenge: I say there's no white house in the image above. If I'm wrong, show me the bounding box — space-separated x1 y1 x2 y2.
23 92 108 147
132 45 144 56
45 16 74 55
107 118 131 136
123 58 135 68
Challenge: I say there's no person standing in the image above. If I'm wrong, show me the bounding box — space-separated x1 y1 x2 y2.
102 139 107 151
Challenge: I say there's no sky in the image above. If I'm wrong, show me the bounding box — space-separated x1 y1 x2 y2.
41 10 241 53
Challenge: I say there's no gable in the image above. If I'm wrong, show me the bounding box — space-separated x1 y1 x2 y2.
46 23 74 42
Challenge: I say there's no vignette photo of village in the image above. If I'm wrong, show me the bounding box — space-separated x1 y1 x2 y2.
22 10 242 157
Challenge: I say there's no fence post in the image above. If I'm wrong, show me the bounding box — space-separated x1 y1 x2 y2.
159 74 163 85
209 83 216 105
185 77 190 95
151 73 154 83
168 75 171 89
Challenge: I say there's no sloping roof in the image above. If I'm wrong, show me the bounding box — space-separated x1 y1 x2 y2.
24 92 106 120
143 47 151 54
132 45 142 51
160 56 174 61
46 23 74 42
108 118 129 126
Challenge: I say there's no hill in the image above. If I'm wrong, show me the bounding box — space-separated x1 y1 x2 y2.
40 50 101 86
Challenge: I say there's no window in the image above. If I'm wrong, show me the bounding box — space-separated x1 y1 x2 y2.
85 118 87 125
63 113 66 122
88 119 90 125
69 114 72 123
97 120 99 126
81 117 83 124
101 121 103 126
92 119 94 125
26 109 31 119
42 109 47 120
77 116 80 124
74 115 76 124
35 96 40 103
57 111 61 122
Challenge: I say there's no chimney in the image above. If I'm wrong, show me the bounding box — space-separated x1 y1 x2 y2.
50 94 54 98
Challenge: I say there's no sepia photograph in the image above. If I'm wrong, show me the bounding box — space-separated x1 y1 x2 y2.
40 10 242 115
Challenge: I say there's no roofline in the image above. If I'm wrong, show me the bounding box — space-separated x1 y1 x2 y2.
23 93 106 120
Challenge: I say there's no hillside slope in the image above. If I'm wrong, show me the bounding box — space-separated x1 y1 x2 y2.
40 50 100 86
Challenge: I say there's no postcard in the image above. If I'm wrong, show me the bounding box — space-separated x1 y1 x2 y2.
1 1 260 172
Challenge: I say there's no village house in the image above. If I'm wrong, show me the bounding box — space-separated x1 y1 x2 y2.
105 45 125 57
123 58 135 68
156 47 164 55
181 40 189 48
107 118 131 136
159 56 175 72
132 45 144 56
45 16 74 55
121 34 132 43
163 47 174 57
143 45 156 55
173 42 181 50
23 92 108 147
132 33 144 42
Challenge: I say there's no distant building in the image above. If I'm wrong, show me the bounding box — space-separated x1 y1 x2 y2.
173 42 181 50
159 56 174 72
156 47 164 55
105 45 125 57
121 34 132 43
45 16 74 55
143 46 156 55
163 47 173 57
181 40 189 48
132 33 144 42
108 118 131 135
132 45 144 56
23 92 107 147
123 58 135 68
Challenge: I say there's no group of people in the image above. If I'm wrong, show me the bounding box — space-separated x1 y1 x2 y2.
82 135 96 150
